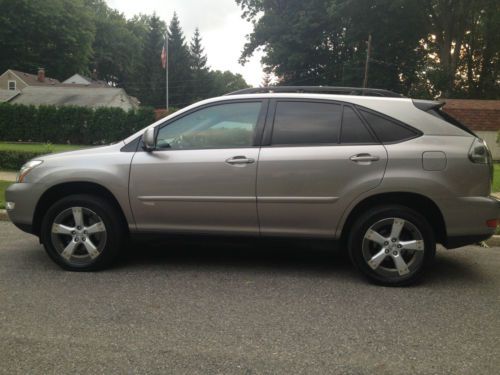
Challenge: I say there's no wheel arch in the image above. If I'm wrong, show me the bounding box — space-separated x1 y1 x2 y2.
339 192 447 247
33 182 130 237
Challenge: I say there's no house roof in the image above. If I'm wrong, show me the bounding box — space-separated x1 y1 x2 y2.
0 89 20 102
443 99 500 132
9 86 138 110
62 73 110 87
9 69 60 86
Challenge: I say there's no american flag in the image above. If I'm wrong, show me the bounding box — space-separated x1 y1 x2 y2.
161 39 167 69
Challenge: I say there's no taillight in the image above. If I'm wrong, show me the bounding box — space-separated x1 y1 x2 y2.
469 138 492 164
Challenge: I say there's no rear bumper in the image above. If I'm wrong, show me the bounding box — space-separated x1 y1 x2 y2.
443 196 500 248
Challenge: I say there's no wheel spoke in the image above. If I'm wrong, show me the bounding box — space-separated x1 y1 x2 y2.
390 218 405 239
368 249 388 270
83 238 100 259
365 229 387 246
400 240 424 252
86 222 105 234
72 207 84 228
61 240 79 260
393 254 410 276
52 223 74 236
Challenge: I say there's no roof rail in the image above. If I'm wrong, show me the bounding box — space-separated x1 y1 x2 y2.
225 86 404 98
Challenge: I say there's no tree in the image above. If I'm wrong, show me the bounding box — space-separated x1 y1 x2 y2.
237 0 499 99
190 28 210 101
0 0 95 80
261 73 272 87
168 13 193 108
208 70 249 96
85 0 141 87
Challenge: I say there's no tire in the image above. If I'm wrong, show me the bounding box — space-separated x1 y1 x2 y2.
40 194 125 271
348 205 436 286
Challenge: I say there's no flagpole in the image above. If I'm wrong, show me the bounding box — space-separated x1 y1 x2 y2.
166 32 169 111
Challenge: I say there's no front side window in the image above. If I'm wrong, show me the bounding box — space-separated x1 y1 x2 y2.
272 101 342 145
8 80 16 91
156 102 262 150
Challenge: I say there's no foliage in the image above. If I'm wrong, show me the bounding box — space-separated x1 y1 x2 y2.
0 2 250 109
0 103 155 145
0 0 95 80
0 180 13 209
237 0 499 99
0 143 83 153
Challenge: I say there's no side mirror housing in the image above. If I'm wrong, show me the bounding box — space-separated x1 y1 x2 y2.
142 127 156 152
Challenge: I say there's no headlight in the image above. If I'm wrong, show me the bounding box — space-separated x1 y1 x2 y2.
17 160 43 183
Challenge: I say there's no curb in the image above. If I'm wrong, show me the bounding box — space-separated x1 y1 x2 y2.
0 210 498 246
0 209 9 222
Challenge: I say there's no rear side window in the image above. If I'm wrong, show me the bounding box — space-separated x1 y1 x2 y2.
272 101 341 145
359 109 418 143
341 106 375 144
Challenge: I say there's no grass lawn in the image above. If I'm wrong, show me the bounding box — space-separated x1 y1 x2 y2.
493 164 500 193
0 180 13 209
0 142 85 153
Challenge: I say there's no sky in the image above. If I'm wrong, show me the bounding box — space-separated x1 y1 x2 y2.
105 0 264 87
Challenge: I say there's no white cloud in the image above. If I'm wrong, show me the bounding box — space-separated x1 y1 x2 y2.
105 0 264 87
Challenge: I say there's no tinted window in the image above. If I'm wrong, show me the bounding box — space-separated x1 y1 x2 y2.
156 102 262 149
341 106 375 144
359 109 418 143
272 102 341 145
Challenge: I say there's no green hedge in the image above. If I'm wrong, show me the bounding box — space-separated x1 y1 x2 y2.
0 103 155 145
0 150 48 170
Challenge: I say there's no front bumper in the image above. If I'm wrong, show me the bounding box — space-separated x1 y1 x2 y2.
5 183 45 235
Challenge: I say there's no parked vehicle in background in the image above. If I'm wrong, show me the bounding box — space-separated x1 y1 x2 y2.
6 87 499 286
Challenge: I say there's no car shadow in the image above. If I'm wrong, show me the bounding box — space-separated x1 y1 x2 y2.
113 236 488 286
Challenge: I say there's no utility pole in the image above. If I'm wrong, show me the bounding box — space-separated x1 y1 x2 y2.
363 34 372 89
166 32 169 111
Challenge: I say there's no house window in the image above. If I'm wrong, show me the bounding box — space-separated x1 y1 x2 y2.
8 80 16 91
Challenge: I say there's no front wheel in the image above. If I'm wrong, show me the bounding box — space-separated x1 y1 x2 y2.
40 194 125 271
348 205 436 286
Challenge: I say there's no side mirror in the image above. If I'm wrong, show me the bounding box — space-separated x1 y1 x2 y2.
142 127 156 152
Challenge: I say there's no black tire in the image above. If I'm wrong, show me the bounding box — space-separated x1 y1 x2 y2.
40 194 125 271
348 205 436 286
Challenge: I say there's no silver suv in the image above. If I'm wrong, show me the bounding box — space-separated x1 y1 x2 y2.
6 87 499 285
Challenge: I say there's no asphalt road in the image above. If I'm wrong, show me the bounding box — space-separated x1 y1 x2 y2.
1 221 499 375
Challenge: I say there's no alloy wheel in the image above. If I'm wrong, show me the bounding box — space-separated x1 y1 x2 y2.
362 217 425 279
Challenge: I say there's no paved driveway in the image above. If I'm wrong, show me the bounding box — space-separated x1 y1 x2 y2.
0 221 499 374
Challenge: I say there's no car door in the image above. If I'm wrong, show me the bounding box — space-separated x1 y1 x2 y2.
256 100 388 237
129 100 267 235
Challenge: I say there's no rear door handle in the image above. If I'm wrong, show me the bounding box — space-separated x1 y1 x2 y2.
226 156 255 165
350 154 380 162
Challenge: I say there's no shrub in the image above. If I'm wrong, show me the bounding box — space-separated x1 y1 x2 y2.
0 150 48 170
0 103 155 145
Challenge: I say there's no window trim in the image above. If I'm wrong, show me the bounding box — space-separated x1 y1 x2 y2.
7 80 16 91
355 105 423 145
262 98 381 148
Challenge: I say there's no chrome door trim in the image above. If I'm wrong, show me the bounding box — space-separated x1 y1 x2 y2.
137 196 256 203
257 196 339 203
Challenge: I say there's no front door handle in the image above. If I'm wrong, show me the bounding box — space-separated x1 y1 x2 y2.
226 156 255 165
350 154 380 163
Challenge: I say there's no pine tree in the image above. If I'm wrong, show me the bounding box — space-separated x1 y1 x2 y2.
140 14 167 107
168 13 193 107
190 28 210 101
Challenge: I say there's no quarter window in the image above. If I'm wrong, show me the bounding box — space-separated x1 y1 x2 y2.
272 101 342 145
359 109 418 143
341 106 375 144
156 102 262 150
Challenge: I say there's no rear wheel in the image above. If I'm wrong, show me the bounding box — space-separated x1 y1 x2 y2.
348 205 435 286
41 194 124 271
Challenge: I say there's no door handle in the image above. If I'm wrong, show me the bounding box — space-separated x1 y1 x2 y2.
350 154 380 162
225 156 255 165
